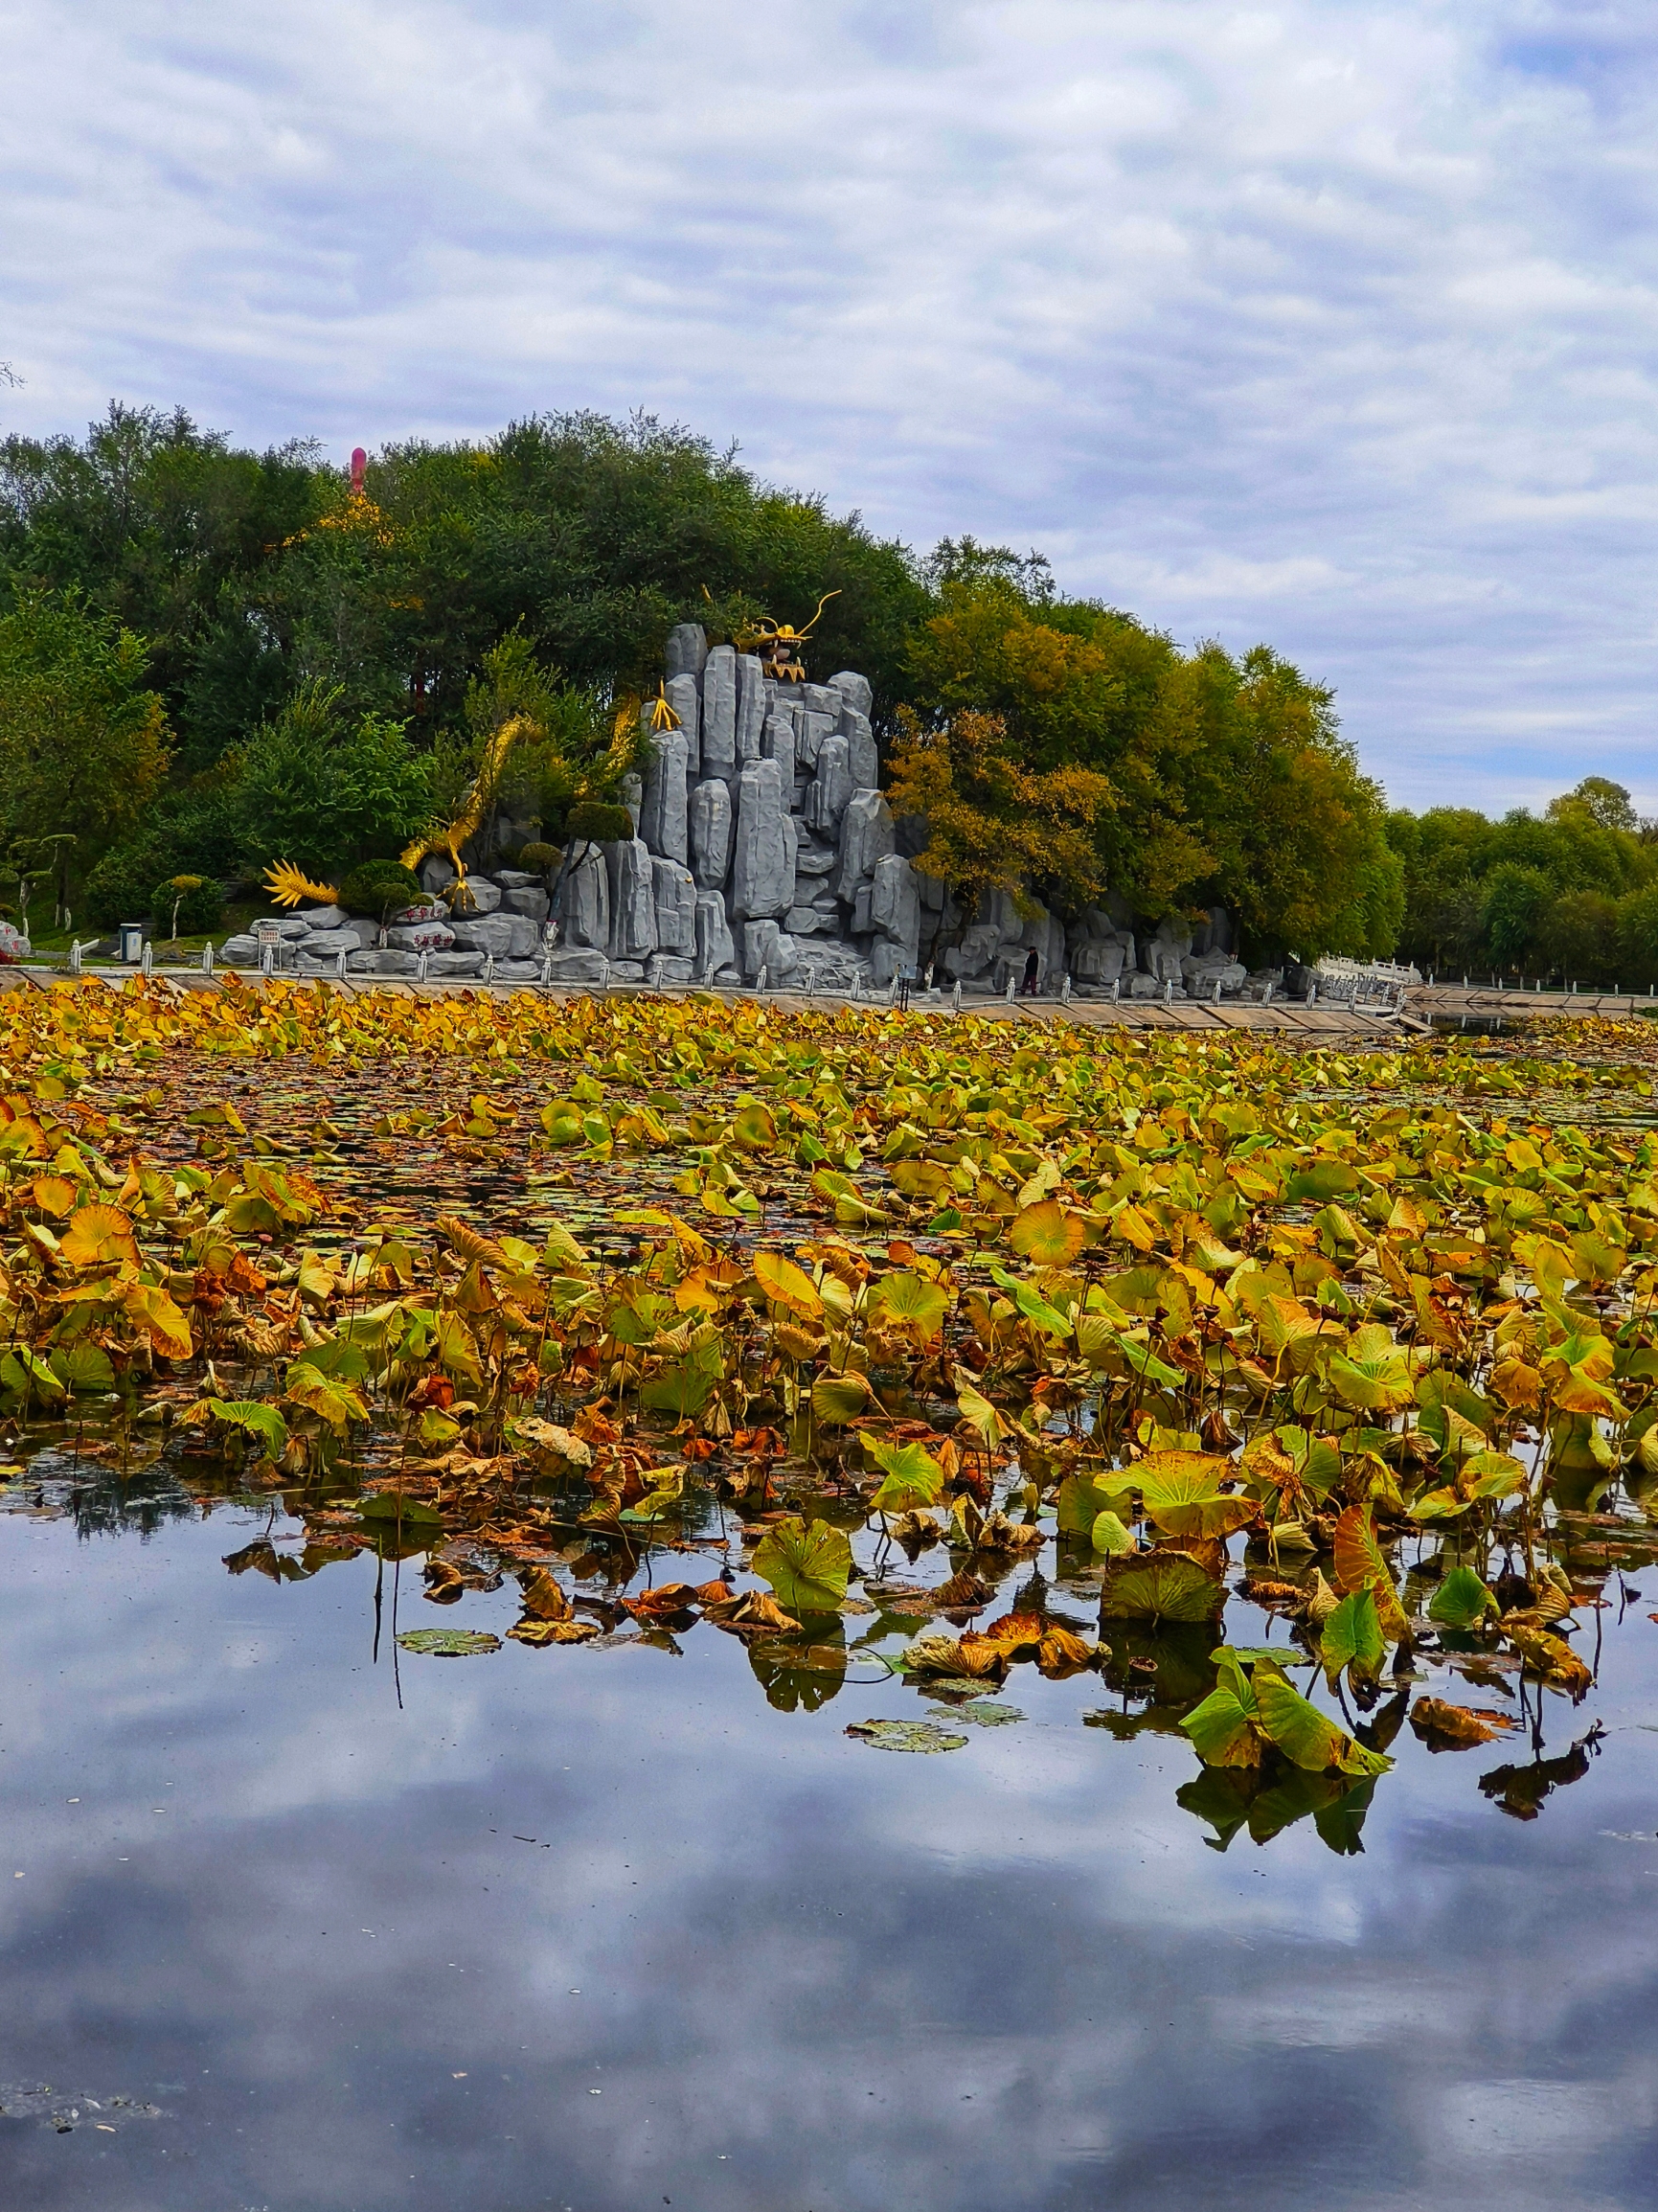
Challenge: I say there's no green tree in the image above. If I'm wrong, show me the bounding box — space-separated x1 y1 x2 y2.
1480 862 1553 970
0 590 171 922
1542 889 1621 985
1617 886 1658 986
1550 776 1636 833
228 683 433 878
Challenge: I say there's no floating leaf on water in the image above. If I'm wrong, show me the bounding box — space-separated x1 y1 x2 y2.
845 1718 968 1752
932 1699 1024 1726
1410 1697 1509 1749
1138 1451 1256 1540
356 1491 444 1526
753 1516 853 1612
396 1629 501 1656
1009 1199 1086 1267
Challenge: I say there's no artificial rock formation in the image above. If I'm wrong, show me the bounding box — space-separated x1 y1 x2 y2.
223 631 1289 1000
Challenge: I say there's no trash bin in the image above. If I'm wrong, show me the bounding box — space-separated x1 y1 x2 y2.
118 924 145 964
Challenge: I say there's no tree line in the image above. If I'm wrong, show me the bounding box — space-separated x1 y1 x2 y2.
1 400 1402 958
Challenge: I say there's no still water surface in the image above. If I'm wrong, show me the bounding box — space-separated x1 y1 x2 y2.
2 1484 1656 2212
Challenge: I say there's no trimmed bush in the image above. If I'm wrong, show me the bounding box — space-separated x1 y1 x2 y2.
150 875 224 940
564 801 633 847
337 859 423 923
85 841 167 927
516 841 559 874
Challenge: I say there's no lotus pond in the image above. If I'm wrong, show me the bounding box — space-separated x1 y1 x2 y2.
1 982 1656 2210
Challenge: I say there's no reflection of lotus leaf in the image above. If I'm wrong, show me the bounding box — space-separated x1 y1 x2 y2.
396 1629 501 1656
1100 1552 1224 1622
928 1699 1024 1726
845 1718 967 1752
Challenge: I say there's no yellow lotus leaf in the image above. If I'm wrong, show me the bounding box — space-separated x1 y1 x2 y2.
123 1281 193 1361
31 1175 79 1219
1010 1199 1086 1267
1138 1451 1257 1540
60 1202 140 1269
753 1250 823 1318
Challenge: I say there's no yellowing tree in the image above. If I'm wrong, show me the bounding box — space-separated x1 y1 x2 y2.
884 705 1115 953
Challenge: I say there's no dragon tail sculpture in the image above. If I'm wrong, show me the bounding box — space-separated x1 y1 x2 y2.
263 860 341 910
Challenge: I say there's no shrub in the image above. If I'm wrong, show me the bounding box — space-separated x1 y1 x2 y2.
338 860 422 923
516 841 559 874
150 874 223 939
229 683 434 878
85 840 169 926
564 800 633 848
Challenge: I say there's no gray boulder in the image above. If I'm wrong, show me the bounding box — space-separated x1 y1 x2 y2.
1073 936 1128 984
651 858 697 955
448 913 539 959
827 671 873 718
386 920 456 951
605 838 659 962
805 735 853 834
664 624 708 682
741 919 781 982
294 903 350 933
942 924 999 981
784 906 832 935
870 855 920 963
799 710 835 771
543 947 609 984
493 868 537 889
299 928 365 960
694 892 735 978
836 705 878 791
503 885 550 922
646 953 697 986
639 725 690 865
834 788 895 901
690 778 733 889
761 710 797 790
730 758 792 921
664 674 701 774
1145 917 1192 985
737 653 767 766
419 855 457 897
560 849 610 949
701 647 738 783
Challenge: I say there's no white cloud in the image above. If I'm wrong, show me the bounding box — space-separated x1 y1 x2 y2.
3 0 1658 809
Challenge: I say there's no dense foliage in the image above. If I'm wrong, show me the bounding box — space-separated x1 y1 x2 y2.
1 402 1418 960
1385 778 1658 985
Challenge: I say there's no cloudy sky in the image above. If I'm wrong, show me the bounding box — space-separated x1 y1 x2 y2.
2 0 1654 810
